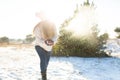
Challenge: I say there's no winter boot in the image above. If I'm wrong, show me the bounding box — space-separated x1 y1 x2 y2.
41 72 47 80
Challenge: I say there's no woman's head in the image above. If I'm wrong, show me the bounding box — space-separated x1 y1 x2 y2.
34 20 57 40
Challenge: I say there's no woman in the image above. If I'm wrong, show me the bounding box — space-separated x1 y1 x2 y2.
33 20 58 80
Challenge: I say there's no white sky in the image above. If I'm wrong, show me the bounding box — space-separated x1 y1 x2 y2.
0 0 120 39
94 0 120 38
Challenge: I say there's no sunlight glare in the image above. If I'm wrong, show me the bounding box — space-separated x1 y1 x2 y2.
65 6 97 38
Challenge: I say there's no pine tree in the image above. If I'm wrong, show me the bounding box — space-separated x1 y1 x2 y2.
52 1 109 57
114 27 120 38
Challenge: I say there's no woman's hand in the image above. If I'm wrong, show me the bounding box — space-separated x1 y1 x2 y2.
45 39 54 46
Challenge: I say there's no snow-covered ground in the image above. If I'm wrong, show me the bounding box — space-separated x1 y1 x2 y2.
0 46 120 80
105 39 120 57
106 39 120 53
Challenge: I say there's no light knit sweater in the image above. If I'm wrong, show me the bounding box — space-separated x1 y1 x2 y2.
33 21 58 51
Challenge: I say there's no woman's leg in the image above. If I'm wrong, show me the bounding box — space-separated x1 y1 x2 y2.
46 51 52 68
35 46 47 72
35 46 51 80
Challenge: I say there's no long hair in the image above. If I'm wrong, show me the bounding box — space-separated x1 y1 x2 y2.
33 20 57 40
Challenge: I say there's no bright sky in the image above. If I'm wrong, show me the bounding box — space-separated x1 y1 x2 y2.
94 0 120 38
0 0 120 39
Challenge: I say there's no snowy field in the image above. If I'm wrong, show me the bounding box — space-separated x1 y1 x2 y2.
0 46 120 80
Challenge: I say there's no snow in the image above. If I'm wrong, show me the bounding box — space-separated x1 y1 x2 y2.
106 39 120 53
105 39 120 57
0 45 120 80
